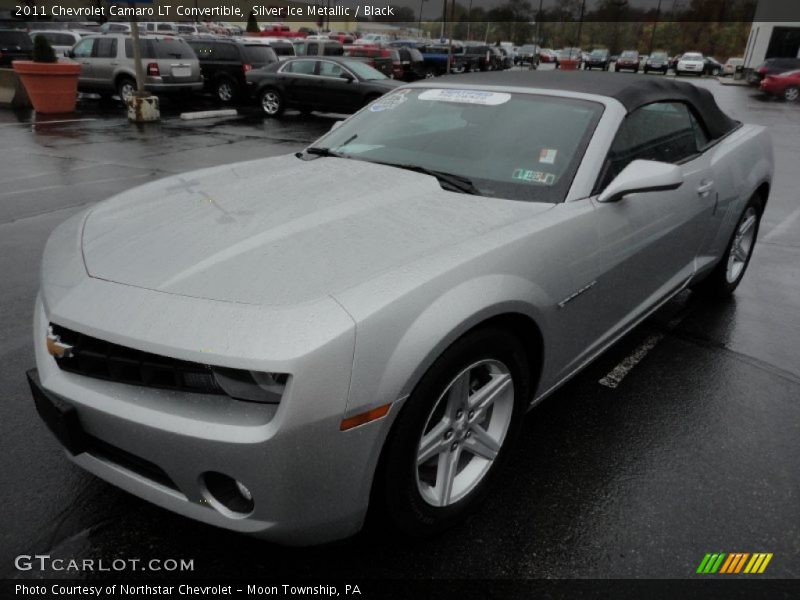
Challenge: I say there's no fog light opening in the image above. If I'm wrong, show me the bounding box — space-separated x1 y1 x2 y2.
202 472 255 515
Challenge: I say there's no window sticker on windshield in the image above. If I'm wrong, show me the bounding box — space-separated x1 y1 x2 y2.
418 89 511 106
512 169 556 185
369 89 410 112
539 148 558 164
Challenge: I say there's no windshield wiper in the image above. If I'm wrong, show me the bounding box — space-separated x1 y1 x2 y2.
299 135 357 160
372 162 480 195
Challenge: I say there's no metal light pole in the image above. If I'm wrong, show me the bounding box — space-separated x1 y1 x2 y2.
648 0 663 56
128 7 145 96
440 0 447 40
466 0 473 41
447 0 455 72
536 0 543 46
575 0 586 53
418 0 426 36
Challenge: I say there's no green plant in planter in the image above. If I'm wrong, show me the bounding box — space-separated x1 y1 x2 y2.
32 34 58 63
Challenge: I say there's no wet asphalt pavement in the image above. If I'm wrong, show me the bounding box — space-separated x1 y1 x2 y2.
0 75 798 582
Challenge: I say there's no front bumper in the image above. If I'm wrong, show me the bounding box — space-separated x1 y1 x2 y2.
31 284 387 545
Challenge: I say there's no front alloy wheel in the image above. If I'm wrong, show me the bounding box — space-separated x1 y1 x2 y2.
783 86 799 102
416 360 514 507
377 327 530 536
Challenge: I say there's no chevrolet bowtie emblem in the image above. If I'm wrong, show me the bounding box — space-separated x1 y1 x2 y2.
46 327 74 359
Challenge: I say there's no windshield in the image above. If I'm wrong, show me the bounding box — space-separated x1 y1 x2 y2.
312 88 603 203
591 49 608 57
621 51 638 58
682 53 703 60
650 52 668 60
342 59 387 80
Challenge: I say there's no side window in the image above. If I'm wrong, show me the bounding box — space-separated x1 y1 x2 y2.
599 102 701 190
214 43 239 61
284 60 316 74
319 61 344 77
72 38 94 58
94 37 117 59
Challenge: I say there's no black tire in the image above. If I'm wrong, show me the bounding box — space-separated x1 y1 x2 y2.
424 67 437 79
214 77 238 104
783 86 800 102
258 87 284 117
694 193 763 298
116 77 136 104
376 327 532 537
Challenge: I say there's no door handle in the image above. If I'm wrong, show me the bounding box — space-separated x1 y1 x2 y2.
110 62 118 66
696 180 715 197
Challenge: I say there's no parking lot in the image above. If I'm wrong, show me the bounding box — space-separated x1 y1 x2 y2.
1 69 799 581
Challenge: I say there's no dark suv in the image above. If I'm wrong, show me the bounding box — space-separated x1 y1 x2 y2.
585 49 611 70
0 29 33 67
188 38 278 103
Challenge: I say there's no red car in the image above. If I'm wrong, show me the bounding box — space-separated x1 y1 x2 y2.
343 45 402 79
614 50 640 73
760 70 800 101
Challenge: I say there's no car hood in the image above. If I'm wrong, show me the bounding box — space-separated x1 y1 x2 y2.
82 155 549 307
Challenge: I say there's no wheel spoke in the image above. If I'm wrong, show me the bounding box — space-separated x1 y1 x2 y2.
417 420 449 465
734 244 749 261
435 446 460 506
468 373 512 420
464 424 500 460
739 215 756 236
446 371 470 419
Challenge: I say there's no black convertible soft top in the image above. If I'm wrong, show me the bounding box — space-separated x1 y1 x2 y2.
448 70 739 140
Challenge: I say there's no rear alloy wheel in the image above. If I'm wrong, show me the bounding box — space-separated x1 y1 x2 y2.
378 327 530 536
116 77 136 104
259 88 284 117
783 86 799 102
695 194 763 298
215 79 237 104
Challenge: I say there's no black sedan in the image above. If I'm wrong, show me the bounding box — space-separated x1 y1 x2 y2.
246 57 401 117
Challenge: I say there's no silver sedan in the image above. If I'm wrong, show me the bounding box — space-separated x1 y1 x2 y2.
29 72 773 545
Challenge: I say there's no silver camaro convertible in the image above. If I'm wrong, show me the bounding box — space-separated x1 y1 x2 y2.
29 71 773 545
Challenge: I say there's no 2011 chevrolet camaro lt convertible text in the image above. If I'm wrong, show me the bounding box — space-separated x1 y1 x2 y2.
29 71 773 545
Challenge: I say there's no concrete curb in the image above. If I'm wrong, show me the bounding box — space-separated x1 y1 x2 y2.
180 109 238 120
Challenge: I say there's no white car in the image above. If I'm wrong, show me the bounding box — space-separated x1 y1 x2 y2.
29 72 772 546
676 52 705 76
355 33 391 46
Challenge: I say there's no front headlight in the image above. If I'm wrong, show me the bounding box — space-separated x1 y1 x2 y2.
212 368 289 404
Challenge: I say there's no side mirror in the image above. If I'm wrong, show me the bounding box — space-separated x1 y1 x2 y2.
67 50 75 59
330 120 343 131
341 72 354 82
597 159 683 203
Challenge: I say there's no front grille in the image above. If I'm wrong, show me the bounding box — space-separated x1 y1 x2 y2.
50 323 225 396
86 435 179 491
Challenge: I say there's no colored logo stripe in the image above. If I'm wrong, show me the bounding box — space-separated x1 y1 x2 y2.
697 553 773 574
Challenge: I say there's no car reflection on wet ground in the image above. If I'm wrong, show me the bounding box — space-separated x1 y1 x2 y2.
1 77 798 580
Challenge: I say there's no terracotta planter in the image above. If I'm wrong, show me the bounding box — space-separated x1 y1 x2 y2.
11 60 81 114
559 59 580 71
